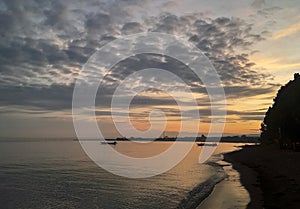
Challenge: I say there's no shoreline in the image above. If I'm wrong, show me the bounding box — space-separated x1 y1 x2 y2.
223 147 263 209
197 148 257 209
223 145 300 209
177 144 253 209
176 161 227 209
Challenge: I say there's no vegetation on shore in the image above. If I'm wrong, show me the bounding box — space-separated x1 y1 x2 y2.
260 73 300 150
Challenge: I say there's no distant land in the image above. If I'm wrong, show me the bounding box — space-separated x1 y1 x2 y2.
104 135 260 143
0 135 259 143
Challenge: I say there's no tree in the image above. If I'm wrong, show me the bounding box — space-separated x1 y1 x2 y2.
260 73 300 150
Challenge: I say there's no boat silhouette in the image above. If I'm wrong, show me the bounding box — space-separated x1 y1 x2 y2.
197 143 217 147
101 141 117 145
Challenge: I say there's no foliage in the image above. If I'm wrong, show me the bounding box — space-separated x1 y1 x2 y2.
261 73 300 149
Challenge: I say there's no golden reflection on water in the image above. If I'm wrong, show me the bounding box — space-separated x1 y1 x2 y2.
113 141 244 159
112 142 246 189
113 141 174 158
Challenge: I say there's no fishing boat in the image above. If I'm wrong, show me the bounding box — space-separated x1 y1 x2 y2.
101 141 117 145
197 143 217 147
155 132 177 141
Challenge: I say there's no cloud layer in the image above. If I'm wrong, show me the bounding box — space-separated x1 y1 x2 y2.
0 0 279 137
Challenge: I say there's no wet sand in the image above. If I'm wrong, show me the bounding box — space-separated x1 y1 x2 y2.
197 158 258 209
224 145 300 209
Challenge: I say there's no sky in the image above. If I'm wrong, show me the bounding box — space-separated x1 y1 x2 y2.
0 0 300 138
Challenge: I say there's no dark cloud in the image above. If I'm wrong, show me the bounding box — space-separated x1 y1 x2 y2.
257 7 282 18
225 85 276 98
240 115 264 121
0 84 74 111
122 22 143 34
85 12 112 36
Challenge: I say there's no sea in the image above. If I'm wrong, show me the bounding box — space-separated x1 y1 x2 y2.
0 139 247 209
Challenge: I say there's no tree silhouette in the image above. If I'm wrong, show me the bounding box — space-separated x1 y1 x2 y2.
261 73 300 150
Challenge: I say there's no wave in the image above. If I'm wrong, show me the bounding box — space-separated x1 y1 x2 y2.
176 156 228 209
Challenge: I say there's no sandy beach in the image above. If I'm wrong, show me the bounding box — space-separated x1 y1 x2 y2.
223 145 300 209
197 158 255 209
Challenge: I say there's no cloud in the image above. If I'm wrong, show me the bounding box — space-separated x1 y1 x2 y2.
0 1 272 87
224 86 276 98
0 84 74 111
0 0 276 131
251 0 266 9
122 22 143 34
272 21 300 40
150 15 273 87
0 0 130 87
257 7 282 18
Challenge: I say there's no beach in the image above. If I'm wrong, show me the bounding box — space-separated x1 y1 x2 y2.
223 145 300 209
197 157 255 209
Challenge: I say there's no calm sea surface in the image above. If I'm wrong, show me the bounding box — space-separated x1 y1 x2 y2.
0 140 243 209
